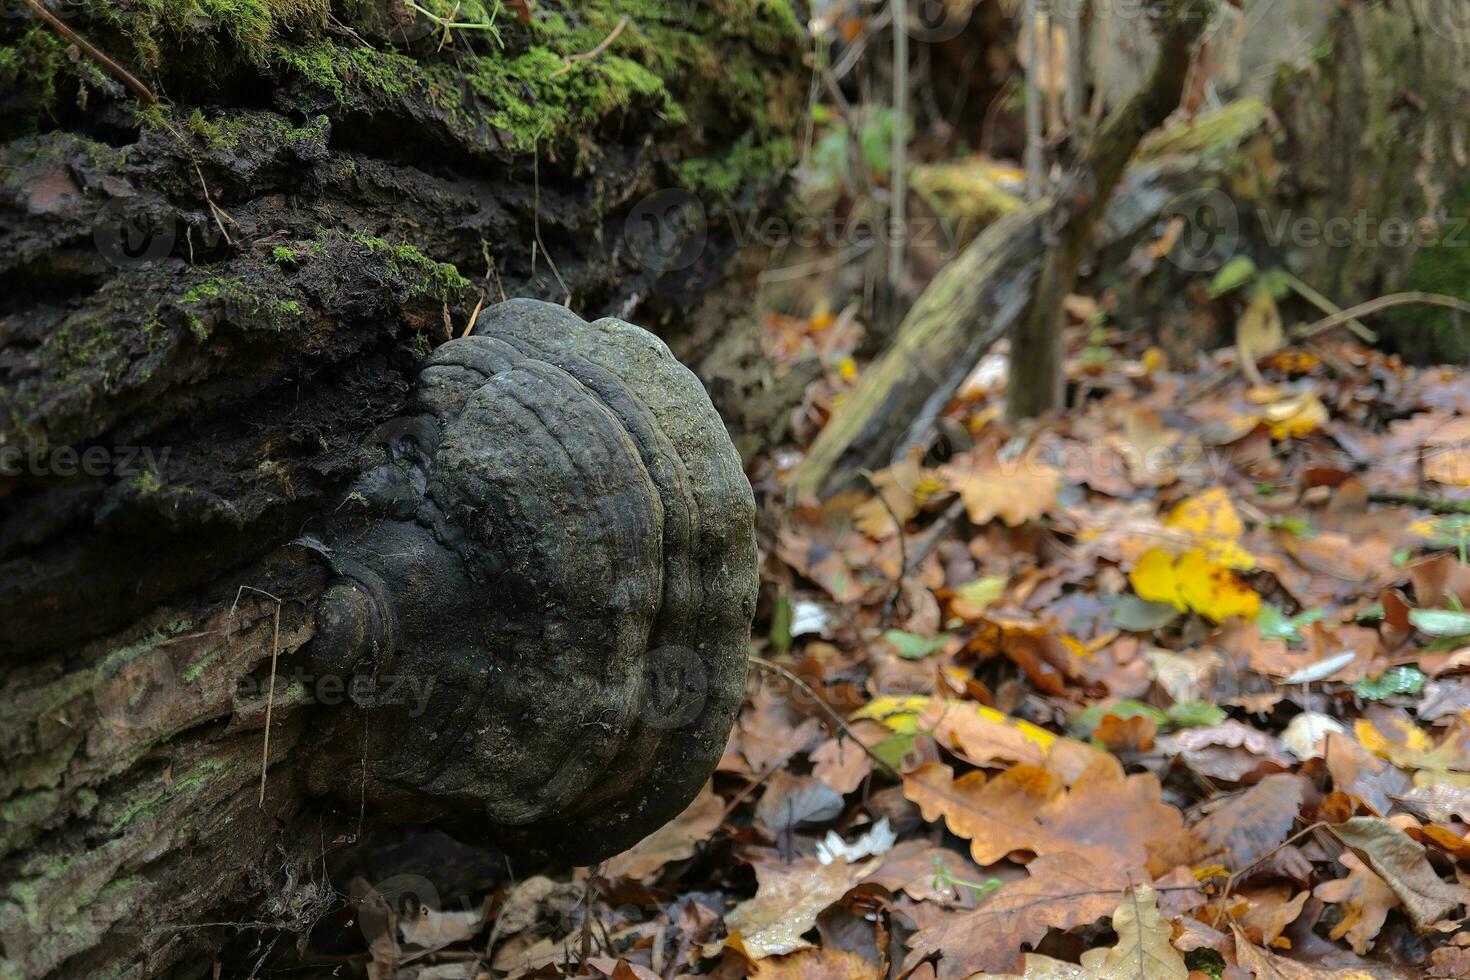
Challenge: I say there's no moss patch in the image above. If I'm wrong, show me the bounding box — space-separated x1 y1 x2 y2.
1381 179 1470 363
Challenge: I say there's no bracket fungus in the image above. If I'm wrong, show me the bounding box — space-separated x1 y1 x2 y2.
307 299 757 864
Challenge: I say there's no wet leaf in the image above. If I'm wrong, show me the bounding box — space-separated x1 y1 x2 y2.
714 857 883 959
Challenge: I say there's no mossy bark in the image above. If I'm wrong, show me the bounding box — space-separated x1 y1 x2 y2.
1266 0 1470 362
0 2 803 976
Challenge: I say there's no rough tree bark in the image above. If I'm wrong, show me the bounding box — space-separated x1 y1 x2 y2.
0 2 803 977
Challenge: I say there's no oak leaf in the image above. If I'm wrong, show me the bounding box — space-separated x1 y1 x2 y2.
902 759 1182 868
749 947 882 980
1084 884 1188 979
904 853 1141 978
714 857 882 959
940 450 1061 527
1330 817 1470 928
1313 851 1400 954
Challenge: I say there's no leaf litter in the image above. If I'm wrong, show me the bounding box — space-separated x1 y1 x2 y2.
338 304 1470 978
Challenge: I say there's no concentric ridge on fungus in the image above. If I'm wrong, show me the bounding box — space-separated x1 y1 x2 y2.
309 299 757 863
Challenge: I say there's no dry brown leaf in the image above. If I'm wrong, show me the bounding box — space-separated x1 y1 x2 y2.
1229 924 1386 979
603 782 723 880
811 734 877 795
1330 817 1470 927
1157 721 1293 783
904 852 1141 978
940 450 1062 527
1083 884 1188 979
902 760 1182 868
749 947 882 979
1192 774 1305 871
713 857 882 960
1313 851 1400 954
1233 883 1309 948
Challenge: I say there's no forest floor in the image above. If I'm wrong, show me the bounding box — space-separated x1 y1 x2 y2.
344 295 1470 980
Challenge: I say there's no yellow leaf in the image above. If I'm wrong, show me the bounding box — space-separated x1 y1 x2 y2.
1174 548 1261 623
1236 289 1285 367
1165 488 1254 569
1265 392 1328 440
1129 548 1185 611
1130 547 1260 623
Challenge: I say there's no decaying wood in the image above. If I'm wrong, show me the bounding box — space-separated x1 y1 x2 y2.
790 154 1220 500
0 3 800 976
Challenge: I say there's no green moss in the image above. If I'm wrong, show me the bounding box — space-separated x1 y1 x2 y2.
347 233 471 297
675 137 797 199
1382 180 1470 363
1140 98 1267 159
271 245 295 264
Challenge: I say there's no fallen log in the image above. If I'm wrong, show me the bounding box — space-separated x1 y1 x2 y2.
790 153 1223 499
0 2 799 975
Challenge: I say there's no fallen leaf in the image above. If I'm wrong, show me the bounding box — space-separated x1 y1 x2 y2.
940 450 1062 527
604 782 723 880
715 857 882 959
750 947 882 979
1280 712 1348 761
1082 884 1188 979
902 759 1182 868
904 853 1143 977
1232 882 1308 949
1157 722 1293 782
1193 774 1305 870
1129 547 1260 623
397 899 487 949
757 771 846 834
1314 851 1401 954
811 734 877 794
1330 816 1470 927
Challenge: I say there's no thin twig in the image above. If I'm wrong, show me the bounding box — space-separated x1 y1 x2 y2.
748 656 901 780
531 136 572 306
550 16 630 77
259 598 283 807
1368 490 1470 515
1296 291 1470 342
888 0 909 297
21 0 156 104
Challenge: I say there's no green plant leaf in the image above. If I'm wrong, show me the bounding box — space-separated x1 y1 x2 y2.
1111 595 1181 632
1208 255 1257 298
1354 666 1426 701
1257 604 1323 644
882 630 949 660
1409 608 1470 638
1165 700 1227 728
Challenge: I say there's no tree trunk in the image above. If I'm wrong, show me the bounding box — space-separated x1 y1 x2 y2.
0 2 803 976
1265 0 1470 363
